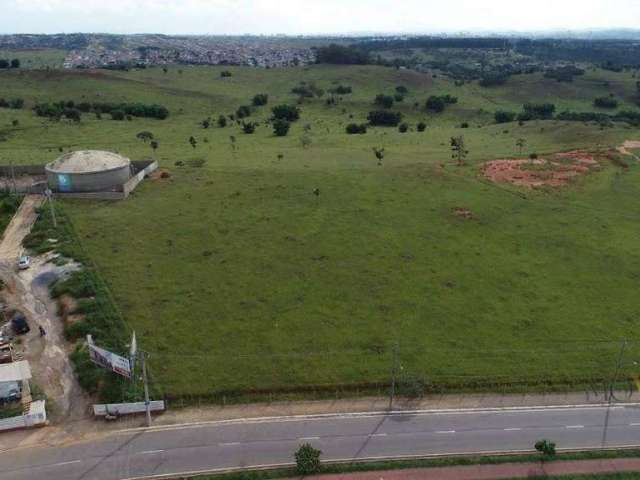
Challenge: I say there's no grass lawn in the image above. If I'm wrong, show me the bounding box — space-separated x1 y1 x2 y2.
2 64 640 400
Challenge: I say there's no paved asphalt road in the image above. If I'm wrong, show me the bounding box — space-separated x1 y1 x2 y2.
2 404 640 480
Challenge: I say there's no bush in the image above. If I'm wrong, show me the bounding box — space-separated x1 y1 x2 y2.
494 110 517 123
273 119 291 136
594 96 618 109
220 70 232 77
396 85 409 95
217 115 227 128
329 85 352 95
295 443 322 475
398 123 409 133
374 94 394 109
479 74 508 87
346 123 367 134
417 121 427 132
272 104 300 122
460 122 469 128
111 110 125 121
242 122 257 134
367 110 402 127
252 94 269 106
535 439 556 457
236 105 252 119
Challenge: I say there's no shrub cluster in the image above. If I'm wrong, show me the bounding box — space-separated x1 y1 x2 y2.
0 98 24 109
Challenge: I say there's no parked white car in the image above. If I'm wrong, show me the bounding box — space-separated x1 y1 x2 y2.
17 255 30 270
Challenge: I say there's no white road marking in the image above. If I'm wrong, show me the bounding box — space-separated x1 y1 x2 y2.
630 423 640 426
115 403 640 435
566 425 584 429
52 460 81 467
139 450 164 455
299 436 320 441
370 433 387 437
504 428 522 431
436 430 456 434
220 442 241 446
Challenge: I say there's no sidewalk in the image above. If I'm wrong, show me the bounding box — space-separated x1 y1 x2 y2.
315 458 640 480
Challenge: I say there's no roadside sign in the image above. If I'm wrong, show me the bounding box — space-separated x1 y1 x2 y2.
87 336 131 379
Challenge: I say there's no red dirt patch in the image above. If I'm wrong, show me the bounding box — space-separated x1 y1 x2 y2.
483 151 603 188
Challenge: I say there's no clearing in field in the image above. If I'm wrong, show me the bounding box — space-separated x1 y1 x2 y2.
482 150 608 188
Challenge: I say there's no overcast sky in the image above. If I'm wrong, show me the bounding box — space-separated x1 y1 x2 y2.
3 0 640 35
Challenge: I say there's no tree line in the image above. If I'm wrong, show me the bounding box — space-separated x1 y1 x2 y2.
33 100 169 121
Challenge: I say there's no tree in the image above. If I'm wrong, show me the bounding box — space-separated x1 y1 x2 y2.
189 136 197 149
0 60 9 69
295 443 322 475
396 85 409 95
217 115 227 128
220 70 232 77
236 105 252 119
272 104 300 122
516 138 526 156
201 118 211 129
495 111 517 123
11 119 19 127
315 44 371 65
373 147 385 165
300 134 312 149
426 96 446 113
150 140 159 156
451 136 468 166
10 59 20 69
398 123 409 133
367 110 402 127
417 121 427 132
374 94 394 109
594 96 618 109
252 94 269 106
136 131 154 142
535 439 556 462
273 119 291 137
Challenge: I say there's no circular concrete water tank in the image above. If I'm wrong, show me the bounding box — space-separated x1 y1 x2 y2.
45 150 131 193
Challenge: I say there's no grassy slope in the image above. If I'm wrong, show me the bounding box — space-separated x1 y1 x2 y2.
1 65 639 399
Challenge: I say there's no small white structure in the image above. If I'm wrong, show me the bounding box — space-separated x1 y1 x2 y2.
0 360 31 403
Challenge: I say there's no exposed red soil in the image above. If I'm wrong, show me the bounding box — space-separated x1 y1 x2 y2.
483 150 603 188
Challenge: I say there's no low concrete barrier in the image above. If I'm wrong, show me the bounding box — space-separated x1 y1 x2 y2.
0 400 47 432
93 400 165 417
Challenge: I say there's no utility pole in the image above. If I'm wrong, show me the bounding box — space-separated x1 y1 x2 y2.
9 159 16 195
141 351 152 427
389 343 399 411
602 340 627 447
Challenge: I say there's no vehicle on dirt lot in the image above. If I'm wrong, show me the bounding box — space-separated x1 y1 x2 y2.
11 314 29 335
17 255 30 270
0 343 13 364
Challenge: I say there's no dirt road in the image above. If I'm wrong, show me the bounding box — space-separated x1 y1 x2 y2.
0 195 90 427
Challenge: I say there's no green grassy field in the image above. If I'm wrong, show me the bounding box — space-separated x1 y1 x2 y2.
1 64 640 400
0 48 67 69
